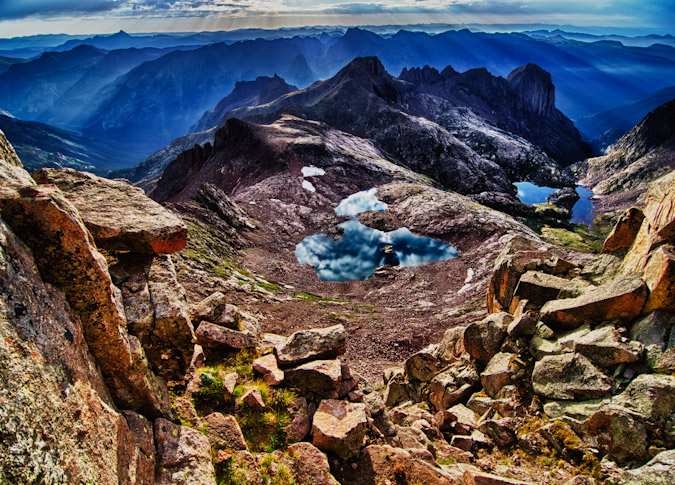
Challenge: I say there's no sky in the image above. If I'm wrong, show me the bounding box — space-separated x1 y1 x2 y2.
0 0 673 38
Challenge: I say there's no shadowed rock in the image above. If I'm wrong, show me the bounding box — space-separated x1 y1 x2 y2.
155 418 216 485
602 207 644 253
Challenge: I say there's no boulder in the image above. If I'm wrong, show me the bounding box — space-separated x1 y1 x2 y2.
463 313 509 363
203 413 248 452
622 171 675 274
252 353 284 386
573 325 643 367
389 403 435 428
195 322 258 350
32 168 187 254
341 445 456 484
481 352 519 398
0 185 171 418
445 404 480 435
642 245 675 312
583 405 649 462
602 207 645 253
629 310 675 350
284 359 342 395
655 347 675 373
275 324 346 367
617 450 675 484
512 270 571 309
428 362 479 412
311 400 368 460
507 311 538 337
286 397 316 442
466 392 519 418
154 418 216 485
241 388 265 410
436 326 466 362
479 417 518 448
121 411 156 485
540 275 648 329
384 369 411 407
0 129 35 188
486 235 555 313
614 374 675 422
189 292 228 322
532 353 612 400
405 347 441 382
287 442 339 485
463 470 531 484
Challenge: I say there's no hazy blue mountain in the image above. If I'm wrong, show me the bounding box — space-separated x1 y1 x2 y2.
575 86 675 151
0 114 145 174
0 56 28 75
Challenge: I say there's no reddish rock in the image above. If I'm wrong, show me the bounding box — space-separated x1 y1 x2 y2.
512 270 570 309
287 442 339 485
463 313 509 363
540 275 647 329
436 326 466 362
642 245 675 312
622 171 675 274
32 168 187 254
154 418 216 484
284 359 343 395
481 352 519 398
203 413 248 452
312 400 368 460
241 388 265 410
252 353 284 386
602 207 645 253
195 322 258 350
0 185 171 418
405 348 441 382
463 469 532 484
0 129 35 188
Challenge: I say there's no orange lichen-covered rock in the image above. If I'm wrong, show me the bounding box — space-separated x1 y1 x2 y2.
602 207 645 253
32 168 187 254
642 245 675 312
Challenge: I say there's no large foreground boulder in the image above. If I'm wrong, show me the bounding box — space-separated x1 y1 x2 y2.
0 185 172 418
0 129 35 188
32 168 187 254
540 274 647 329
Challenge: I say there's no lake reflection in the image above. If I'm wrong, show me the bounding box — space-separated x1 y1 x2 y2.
295 219 458 282
514 182 596 225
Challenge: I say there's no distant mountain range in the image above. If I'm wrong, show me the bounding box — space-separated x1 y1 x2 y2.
1 27 674 167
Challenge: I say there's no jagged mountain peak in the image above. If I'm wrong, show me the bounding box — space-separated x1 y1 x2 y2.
398 65 442 85
610 98 675 158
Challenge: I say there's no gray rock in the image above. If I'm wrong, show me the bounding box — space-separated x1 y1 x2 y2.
463 313 509 363
405 347 441 382
428 362 479 412
154 418 216 485
284 359 343 396
532 353 612 400
630 310 675 351
203 413 248 452
481 352 519 398
573 325 643 367
275 324 346 367
617 450 675 484
195 322 258 350
513 270 571 308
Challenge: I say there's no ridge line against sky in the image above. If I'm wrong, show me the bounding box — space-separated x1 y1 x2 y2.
0 1 673 38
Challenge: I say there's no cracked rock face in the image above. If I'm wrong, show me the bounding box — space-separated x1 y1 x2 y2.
311 400 368 460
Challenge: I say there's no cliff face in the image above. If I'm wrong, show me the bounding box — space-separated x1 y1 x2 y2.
573 99 675 212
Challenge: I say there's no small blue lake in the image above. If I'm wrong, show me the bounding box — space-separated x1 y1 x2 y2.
296 189 458 282
514 182 596 225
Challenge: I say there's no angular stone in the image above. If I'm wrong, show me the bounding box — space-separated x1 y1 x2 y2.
203 413 248 452
642 245 675 312
602 207 645 253
487 235 555 313
389 403 435 428
0 129 35 188
451 435 474 452
630 310 675 351
573 325 643 367
466 392 519 418
583 405 649 462
0 185 171 418
342 445 456 484
312 400 368 460
481 352 518 398
614 374 675 422
189 292 228 322
513 270 571 309
436 326 466 362
540 275 648 329
275 324 346 367
384 370 411 407
622 171 675 274
284 359 342 395
154 418 216 485
195 322 258 350
242 388 265 410
532 353 612 400
259 332 287 353
253 353 284 386
507 311 538 337
405 348 441 382
286 397 316 442
32 168 187 254
428 362 479 412
536 321 555 339
655 347 675 373
287 442 339 485
463 313 509 363
446 404 480 435
463 469 531 484
121 411 156 485
479 417 518 448
618 450 675 484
